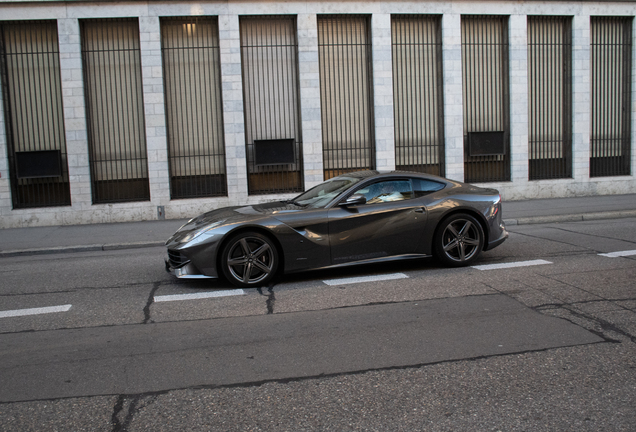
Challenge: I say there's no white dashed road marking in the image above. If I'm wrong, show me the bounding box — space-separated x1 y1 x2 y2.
323 273 409 286
0 304 72 319
154 290 245 303
472 259 552 271
598 250 636 258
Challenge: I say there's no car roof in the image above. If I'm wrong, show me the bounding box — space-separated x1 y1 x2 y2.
335 169 453 184
321 170 458 209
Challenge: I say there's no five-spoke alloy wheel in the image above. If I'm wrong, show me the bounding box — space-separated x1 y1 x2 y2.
221 231 279 288
434 213 484 266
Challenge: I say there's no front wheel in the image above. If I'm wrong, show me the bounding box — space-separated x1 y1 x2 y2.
220 232 279 288
434 213 484 267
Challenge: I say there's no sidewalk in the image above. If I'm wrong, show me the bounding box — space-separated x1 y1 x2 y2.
1 194 635 257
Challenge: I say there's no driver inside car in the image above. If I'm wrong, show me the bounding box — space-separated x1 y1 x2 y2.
365 182 406 204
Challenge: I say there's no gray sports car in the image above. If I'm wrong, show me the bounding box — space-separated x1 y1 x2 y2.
165 170 508 288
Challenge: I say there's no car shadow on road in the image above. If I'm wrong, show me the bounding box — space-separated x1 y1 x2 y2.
276 256 443 285
165 256 444 292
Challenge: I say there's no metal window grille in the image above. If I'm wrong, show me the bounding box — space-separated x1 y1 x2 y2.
461 16 510 183
391 15 445 177
80 18 150 203
0 20 71 208
161 17 227 199
240 16 303 195
528 16 573 180
590 16 632 177
318 15 375 180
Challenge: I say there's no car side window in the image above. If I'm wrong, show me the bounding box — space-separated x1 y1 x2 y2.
354 180 414 204
412 178 445 198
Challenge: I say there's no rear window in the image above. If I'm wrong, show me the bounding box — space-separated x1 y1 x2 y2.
412 178 445 197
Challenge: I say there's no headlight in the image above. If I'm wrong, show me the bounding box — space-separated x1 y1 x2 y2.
179 219 226 244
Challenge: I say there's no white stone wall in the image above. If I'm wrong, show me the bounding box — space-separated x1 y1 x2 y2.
218 13 249 208
441 13 464 183
509 15 529 187
0 67 8 216
0 0 635 228
372 13 396 172
632 17 636 185
572 15 592 185
58 18 91 225
140 16 171 220
298 13 324 190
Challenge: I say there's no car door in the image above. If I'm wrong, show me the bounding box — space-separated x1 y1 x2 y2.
327 179 428 265
269 206 332 272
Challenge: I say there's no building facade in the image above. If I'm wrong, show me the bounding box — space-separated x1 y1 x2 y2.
1 0 635 228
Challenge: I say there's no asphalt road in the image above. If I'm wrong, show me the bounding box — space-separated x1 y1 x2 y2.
0 218 635 431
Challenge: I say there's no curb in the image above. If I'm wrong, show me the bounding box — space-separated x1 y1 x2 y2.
503 210 636 226
0 241 165 258
2 211 635 258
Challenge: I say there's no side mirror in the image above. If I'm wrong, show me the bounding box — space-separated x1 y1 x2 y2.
340 194 366 207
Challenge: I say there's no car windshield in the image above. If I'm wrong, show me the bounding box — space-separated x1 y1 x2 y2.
291 176 362 209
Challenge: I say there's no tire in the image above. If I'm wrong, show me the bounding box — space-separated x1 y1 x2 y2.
434 213 484 267
220 231 279 288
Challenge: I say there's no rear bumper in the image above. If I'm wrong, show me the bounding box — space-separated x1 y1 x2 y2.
485 225 508 251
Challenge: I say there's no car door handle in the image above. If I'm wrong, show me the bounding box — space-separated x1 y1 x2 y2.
414 207 425 213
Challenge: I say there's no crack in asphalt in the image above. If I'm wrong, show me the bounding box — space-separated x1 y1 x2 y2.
0 289 78 297
0 295 499 337
266 286 276 314
481 282 634 344
143 282 160 324
0 337 595 407
111 395 125 431
111 394 155 432
548 297 636 311
0 282 153 297
258 283 276 314
538 272 607 297
507 229 600 251
508 226 636 255
549 226 636 245
535 304 634 344
538 273 636 314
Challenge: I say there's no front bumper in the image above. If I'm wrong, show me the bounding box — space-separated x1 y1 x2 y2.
165 256 214 279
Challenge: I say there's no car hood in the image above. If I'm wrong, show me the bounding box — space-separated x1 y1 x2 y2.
192 201 304 224
167 201 304 243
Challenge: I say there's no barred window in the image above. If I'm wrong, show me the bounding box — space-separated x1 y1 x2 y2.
391 15 445 177
161 17 227 199
318 15 375 180
0 20 71 208
240 16 303 195
80 18 149 203
528 16 573 180
590 16 632 177
461 16 510 183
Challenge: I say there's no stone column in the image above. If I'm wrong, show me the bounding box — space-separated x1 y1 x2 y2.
57 18 93 222
509 15 530 185
297 14 324 188
0 63 10 218
372 13 396 171
572 15 591 181
442 14 464 182
138 16 170 217
632 18 636 176
218 14 249 202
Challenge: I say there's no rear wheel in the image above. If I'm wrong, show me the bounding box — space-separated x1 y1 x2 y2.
221 232 279 288
434 213 484 266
